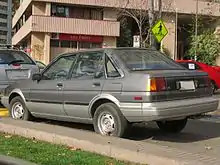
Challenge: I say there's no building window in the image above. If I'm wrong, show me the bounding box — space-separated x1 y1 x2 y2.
51 4 69 17
91 43 102 48
0 39 6 44
71 41 77 48
0 31 7 35
60 40 70 48
0 13 7 19
50 40 59 47
79 42 90 49
0 22 7 28
79 42 102 49
0 6 7 11
51 4 103 20
51 40 77 48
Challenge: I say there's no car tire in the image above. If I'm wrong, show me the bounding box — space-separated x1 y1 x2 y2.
9 96 33 121
156 118 187 133
93 103 129 137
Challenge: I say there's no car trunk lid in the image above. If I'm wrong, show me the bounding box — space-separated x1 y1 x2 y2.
136 69 212 102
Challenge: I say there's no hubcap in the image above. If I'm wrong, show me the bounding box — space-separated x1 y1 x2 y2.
98 112 115 135
11 102 24 119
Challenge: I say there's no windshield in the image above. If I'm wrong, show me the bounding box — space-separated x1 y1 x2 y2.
0 51 35 65
114 49 184 71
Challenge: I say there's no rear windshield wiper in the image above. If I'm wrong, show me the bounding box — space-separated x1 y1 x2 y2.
8 60 24 65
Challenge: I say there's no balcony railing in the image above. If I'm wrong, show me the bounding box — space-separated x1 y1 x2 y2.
12 15 120 45
31 16 120 37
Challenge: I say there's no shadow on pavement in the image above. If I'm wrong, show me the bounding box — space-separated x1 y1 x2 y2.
128 119 220 143
34 118 94 132
34 117 220 144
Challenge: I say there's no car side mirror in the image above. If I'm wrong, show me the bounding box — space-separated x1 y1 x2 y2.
39 66 45 70
32 73 42 81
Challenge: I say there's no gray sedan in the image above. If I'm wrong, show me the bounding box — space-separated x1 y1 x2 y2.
1 48 218 137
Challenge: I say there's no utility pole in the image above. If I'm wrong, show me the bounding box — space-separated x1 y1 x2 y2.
158 0 162 19
194 0 198 61
175 8 178 59
7 0 12 45
148 0 156 48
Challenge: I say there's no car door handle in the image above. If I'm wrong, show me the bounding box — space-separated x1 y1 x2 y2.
57 82 63 87
93 82 100 86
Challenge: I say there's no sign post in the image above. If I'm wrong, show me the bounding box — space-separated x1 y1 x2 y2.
151 19 168 43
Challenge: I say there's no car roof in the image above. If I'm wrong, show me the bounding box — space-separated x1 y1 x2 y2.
176 60 195 62
59 47 158 56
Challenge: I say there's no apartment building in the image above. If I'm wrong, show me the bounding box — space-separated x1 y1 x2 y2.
12 0 220 64
0 0 9 44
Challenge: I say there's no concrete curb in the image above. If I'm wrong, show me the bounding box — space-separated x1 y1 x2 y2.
0 155 38 165
0 120 190 165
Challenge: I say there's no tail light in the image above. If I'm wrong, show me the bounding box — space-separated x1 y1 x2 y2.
11 63 21 69
12 63 21 67
147 77 167 92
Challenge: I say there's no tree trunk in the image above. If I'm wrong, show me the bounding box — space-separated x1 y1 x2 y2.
139 25 142 48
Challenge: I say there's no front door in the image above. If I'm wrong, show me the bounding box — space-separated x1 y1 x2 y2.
62 51 105 119
27 54 76 116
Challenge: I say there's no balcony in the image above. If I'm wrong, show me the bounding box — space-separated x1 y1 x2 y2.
32 16 119 36
12 16 120 45
12 16 32 45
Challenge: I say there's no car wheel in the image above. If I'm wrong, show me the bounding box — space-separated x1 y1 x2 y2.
9 96 33 121
157 118 187 133
93 103 129 137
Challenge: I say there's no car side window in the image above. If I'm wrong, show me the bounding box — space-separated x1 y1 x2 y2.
105 56 121 78
42 55 76 80
70 51 104 79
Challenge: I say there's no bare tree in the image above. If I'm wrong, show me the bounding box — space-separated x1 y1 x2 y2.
114 0 176 48
115 0 149 47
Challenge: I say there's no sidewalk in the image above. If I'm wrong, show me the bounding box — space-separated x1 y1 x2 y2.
0 118 219 165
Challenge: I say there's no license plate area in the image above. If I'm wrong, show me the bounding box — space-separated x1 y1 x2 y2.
177 80 195 91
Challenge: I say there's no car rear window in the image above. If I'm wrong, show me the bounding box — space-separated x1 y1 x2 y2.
114 49 184 71
0 51 35 65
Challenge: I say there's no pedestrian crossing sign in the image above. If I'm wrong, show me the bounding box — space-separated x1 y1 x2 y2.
151 19 168 43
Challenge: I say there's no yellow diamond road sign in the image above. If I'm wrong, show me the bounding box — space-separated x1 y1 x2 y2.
151 19 168 43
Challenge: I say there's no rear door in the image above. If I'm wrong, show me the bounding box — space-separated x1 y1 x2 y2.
0 50 39 81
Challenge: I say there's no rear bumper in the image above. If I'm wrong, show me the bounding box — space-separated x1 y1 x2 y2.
120 96 219 122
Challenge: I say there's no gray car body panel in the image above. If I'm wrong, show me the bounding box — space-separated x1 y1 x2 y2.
1 48 218 123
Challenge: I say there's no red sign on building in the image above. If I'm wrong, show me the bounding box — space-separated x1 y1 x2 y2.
59 34 103 43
